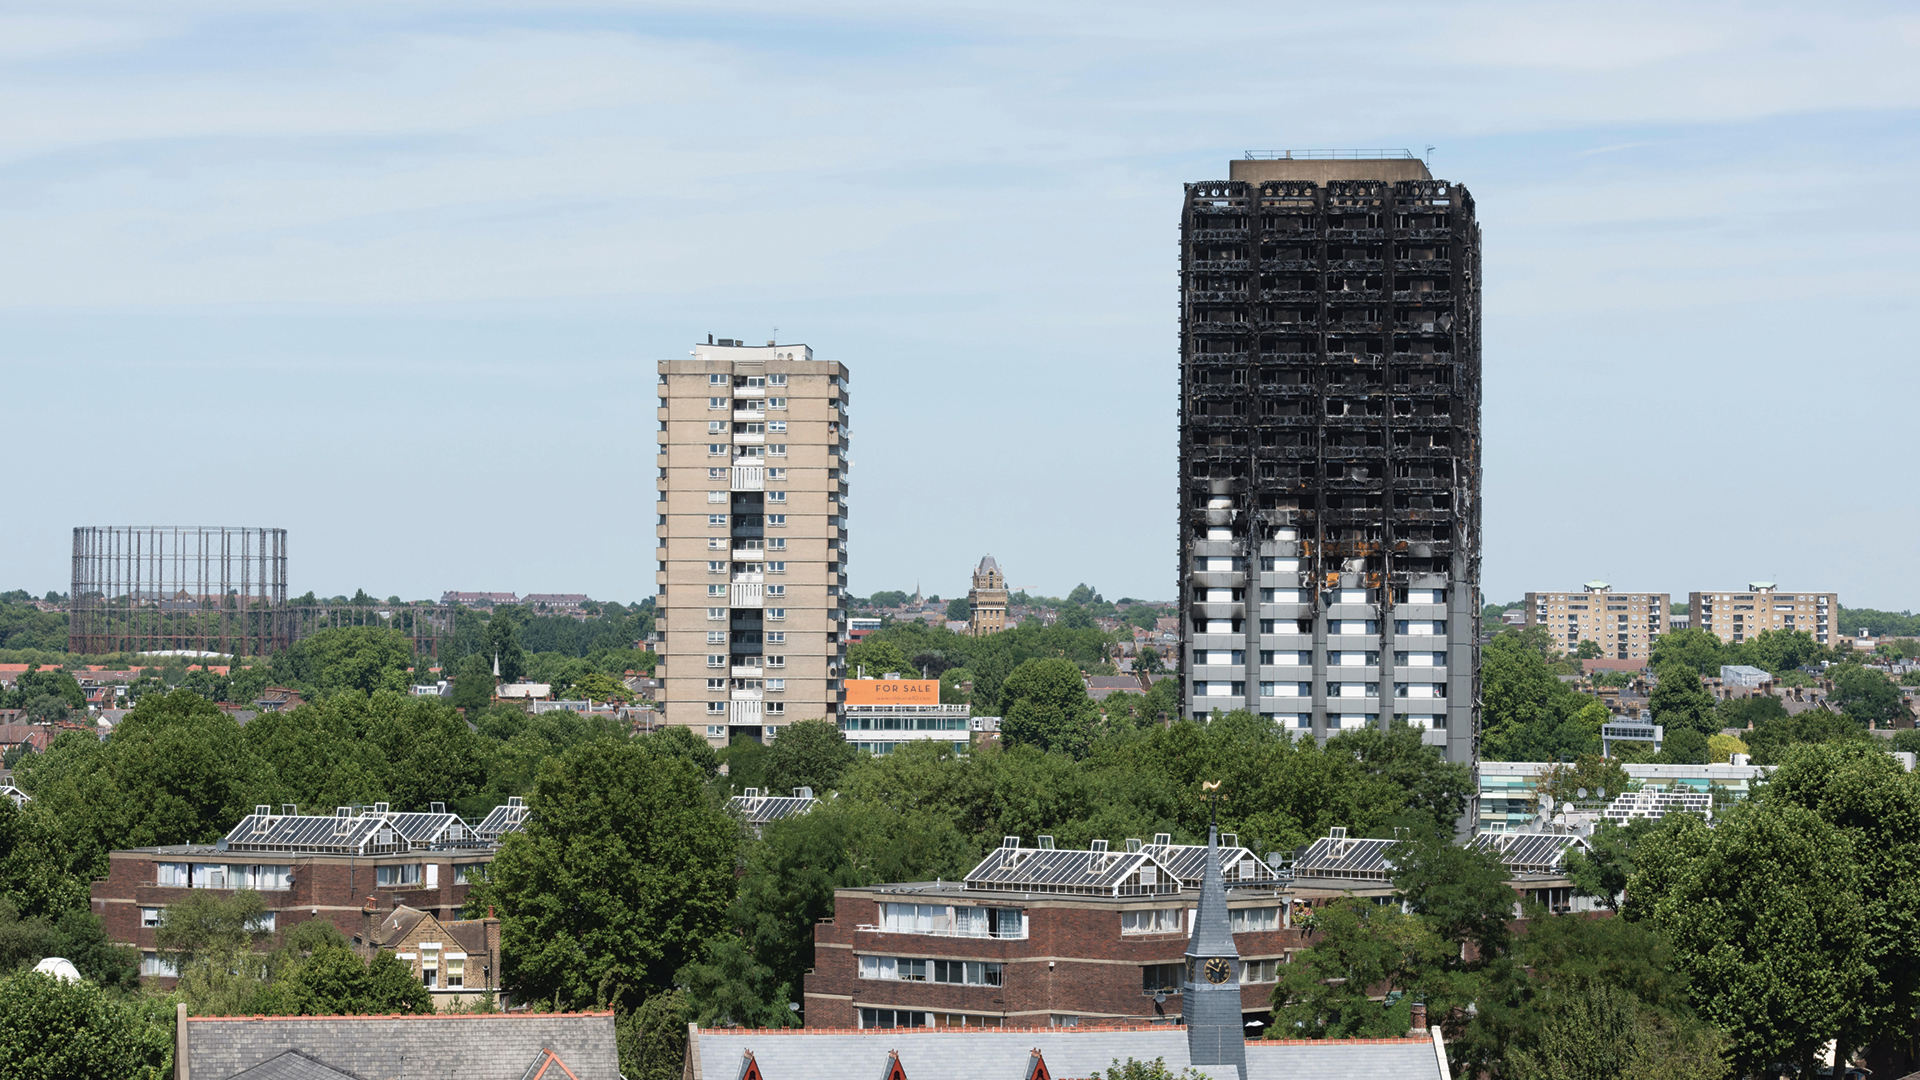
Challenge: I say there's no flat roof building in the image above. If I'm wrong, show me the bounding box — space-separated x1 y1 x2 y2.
1523 583 1669 661
1175 152 1481 783
1689 585 1835 647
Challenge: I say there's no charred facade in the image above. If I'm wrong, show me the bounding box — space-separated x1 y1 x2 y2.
1177 155 1481 770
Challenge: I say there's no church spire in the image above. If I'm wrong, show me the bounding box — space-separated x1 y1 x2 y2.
1185 785 1247 1079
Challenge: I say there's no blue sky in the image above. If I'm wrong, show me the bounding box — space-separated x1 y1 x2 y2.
2 1 1916 609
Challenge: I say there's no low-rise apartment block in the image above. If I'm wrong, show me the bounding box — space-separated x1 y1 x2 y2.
92 799 528 990
1689 584 1835 646
1522 583 1669 661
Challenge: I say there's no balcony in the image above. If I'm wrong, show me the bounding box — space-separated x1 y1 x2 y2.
731 583 764 608
732 547 764 561
733 407 765 421
734 385 766 399
733 432 765 446
732 465 764 491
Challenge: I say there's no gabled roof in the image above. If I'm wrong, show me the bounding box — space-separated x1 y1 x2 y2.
1467 831 1590 875
1138 834 1282 889
475 797 530 841
963 838 1183 897
227 1049 367 1080
1292 828 1398 882
222 804 489 857
728 790 820 837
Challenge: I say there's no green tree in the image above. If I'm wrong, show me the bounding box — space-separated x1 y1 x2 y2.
1629 805 1873 1077
1090 1058 1213 1080
847 639 913 678
8 666 85 711
290 627 415 697
720 736 768 794
1390 830 1515 964
1738 628 1827 676
1269 897 1452 1038
999 657 1098 757
1744 707 1869 765
1563 816 1670 912
1571 639 1604 660
0 800 88 921
1327 722 1473 838
762 719 857 796
945 597 971 622
286 943 433 1015
618 990 693 1080
159 890 273 1015
566 671 635 704
450 652 496 710
1827 663 1904 727
483 615 527 684
1656 727 1708 765
1647 666 1714 736
473 734 741 1011
16 691 253 880
1648 629 1726 678
689 798 972 1026
1758 742 1920 1068
0 970 174 1080
0 902 139 991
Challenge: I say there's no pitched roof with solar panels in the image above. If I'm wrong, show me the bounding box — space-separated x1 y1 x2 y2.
474 797 530 841
728 788 821 838
1138 832 1282 888
962 836 1184 897
1468 831 1592 875
1291 827 1400 882
220 801 499 857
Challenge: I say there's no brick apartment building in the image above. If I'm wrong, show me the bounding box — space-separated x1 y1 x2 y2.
92 798 528 988
805 833 1300 1029
805 827 1593 1030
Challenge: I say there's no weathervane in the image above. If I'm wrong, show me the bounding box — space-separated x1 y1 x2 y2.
1201 779 1222 829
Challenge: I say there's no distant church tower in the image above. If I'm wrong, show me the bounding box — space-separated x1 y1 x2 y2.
1185 818 1248 1080
967 556 1009 636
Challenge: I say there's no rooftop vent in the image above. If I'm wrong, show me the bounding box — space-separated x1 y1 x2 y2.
507 796 524 808
794 787 814 800
282 804 297 816
744 788 760 798
255 804 271 817
372 802 389 816
1153 832 1171 846
1126 838 1143 853
1002 836 1020 849
1329 826 1347 840
1037 835 1055 850
430 802 445 814
1089 839 1109 852
1222 833 1238 849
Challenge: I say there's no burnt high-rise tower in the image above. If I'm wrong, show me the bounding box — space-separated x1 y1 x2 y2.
1178 152 1480 771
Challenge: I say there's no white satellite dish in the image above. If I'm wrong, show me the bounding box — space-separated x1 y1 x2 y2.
33 957 81 982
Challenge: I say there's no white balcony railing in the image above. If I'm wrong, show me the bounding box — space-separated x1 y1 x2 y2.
732 583 764 608
732 465 764 491
853 924 1028 941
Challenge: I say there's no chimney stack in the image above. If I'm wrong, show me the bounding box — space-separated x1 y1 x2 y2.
1410 1000 1427 1035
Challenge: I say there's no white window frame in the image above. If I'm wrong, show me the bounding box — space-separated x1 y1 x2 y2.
708 654 727 668
709 421 726 433
769 444 787 456
707 607 727 620
768 514 787 527
707 701 728 714
767 608 786 621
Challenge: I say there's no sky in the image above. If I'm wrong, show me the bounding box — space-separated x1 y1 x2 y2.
2 1 1917 610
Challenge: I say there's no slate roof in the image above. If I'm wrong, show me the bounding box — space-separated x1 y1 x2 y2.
963 839 1183 898
185 1013 618 1080
688 1026 1447 1080
228 1049 367 1080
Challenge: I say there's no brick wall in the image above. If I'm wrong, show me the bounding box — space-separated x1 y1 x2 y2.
92 850 490 984
804 892 1307 1028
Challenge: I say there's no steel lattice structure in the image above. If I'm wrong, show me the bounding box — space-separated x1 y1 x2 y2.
69 526 290 655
